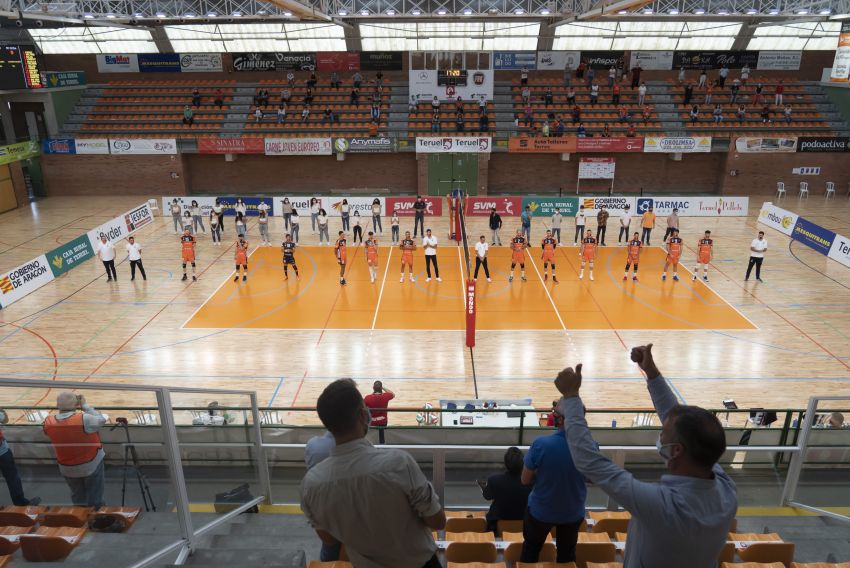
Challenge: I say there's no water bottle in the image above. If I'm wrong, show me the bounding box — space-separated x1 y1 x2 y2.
611 419 617 428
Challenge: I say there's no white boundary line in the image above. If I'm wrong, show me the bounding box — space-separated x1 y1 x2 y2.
456 246 466 298
371 246 393 330
525 248 568 332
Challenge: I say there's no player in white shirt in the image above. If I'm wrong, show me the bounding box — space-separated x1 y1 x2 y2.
96 234 117 282
473 235 491 282
423 229 441 282
125 236 146 281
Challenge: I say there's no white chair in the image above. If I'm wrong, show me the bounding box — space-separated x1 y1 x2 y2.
133 410 158 425
147 198 159 214
24 409 49 424
776 181 786 199
798 181 809 199
825 181 835 199
260 410 281 425
632 413 654 427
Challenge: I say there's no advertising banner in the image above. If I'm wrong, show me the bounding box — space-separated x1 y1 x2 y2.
198 138 264 154
508 136 577 153
0 255 54 308
264 137 332 156
415 137 491 153
629 51 674 70
757 51 802 70
42 71 86 88
42 138 75 154
465 197 522 217
273 196 317 217
576 137 643 152
96 54 139 73
232 52 316 72
465 279 476 348
179 53 223 72
537 51 581 70
165 196 274 217
735 137 797 153
579 196 634 216
0 140 39 165
643 136 712 153
325 196 385 218
360 52 403 71
493 52 537 70
87 202 154 247
829 22 850 83
109 138 177 155
333 137 394 154
317 52 360 72
138 53 181 73
758 201 799 236
635 196 748 217
408 69 494 102
74 138 109 154
578 157 616 179
581 51 626 69
828 234 850 269
796 137 850 153
673 51 759 70
46 234 95 277
523 197 580 217
792 217 836 255
385 196 443 217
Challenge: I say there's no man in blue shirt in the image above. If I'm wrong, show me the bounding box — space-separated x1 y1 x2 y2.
520 408 587 562
521 206 532 243
554 344 737 568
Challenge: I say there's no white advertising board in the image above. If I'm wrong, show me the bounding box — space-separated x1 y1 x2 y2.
0 255 55 308
415 137 491 153
96 54 139 73
758 202 798 236
629 51 674 71
537 51 581 70
109 138 178 155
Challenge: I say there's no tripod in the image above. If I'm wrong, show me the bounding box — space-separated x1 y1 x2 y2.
111 417 156 512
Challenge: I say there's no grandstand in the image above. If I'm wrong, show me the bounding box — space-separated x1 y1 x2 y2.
0 0 849 565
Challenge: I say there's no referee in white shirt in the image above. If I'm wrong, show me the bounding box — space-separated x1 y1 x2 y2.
126 236 146 281
96 234 117 282
474 235 491 282
423 229 441 282
745 230 767 282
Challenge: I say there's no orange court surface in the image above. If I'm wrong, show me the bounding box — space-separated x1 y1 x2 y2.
185 245 755 331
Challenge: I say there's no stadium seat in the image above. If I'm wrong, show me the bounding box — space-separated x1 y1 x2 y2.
0 505 45 527
516 563 577 568
447 563 506 568
0 527 30 555
504 530 553 543
825 182 835 199
446 531 495 542
722 563 786 568
591 518 629 538
445 542 498 563
496 519 523 535
446 517 488 533
39 506 93 528
579 533 613 543
19 527 86 562
791 564 850 567
799 182 809 199
719 542 736 564
505 542 556 563
776 182 786 199
88 507 141 531
307 562 354 568
576 540 617 568
737 543 796 567
585 564 623 568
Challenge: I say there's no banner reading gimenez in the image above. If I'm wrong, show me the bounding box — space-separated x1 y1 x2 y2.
415 137 491 153
0 255 54 308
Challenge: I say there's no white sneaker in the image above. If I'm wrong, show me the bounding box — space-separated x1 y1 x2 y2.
590 273 594 281
487 278 492 282
426 277 431 282
410 276 416 282
400 277 404 282
436 277 442 282
579 273 583 280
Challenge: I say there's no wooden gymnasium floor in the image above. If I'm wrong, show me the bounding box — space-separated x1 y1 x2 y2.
1 196 849 425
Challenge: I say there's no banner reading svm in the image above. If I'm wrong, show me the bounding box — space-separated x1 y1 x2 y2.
47 235 95 277
523 197 580 217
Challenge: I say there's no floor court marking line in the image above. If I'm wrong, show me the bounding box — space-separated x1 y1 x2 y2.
221 246 264 304
268 377 285 408
370 246 393 331
569 249 628 350
526 246 568 333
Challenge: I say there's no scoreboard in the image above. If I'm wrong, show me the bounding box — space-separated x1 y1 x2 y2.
0 45 43 90
437 69 468 87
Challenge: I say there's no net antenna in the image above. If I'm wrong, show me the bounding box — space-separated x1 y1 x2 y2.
455 189 472 279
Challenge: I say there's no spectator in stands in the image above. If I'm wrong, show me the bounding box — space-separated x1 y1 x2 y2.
576 60 586 79
324 107 335 124
612 82 621 104
431 112 440 132
478 447 531 533
760 105 772 124
677 66 686 84
521 85 531 105
254 107 263 123
544 87 554 106
409 94 418 114
689 105 700 123
775 80 784 106
364 381 395 444
350 88 359 106
0 409 41 506
182 105 194 126
276 104 286 124
455 113 464 132
524 103 534 127
713 104 723 124
590 83 599 105
566 87 576 105
631 63 642 88
281 88 291 105
521 206 532 242
287 71 296 88
784 104 793 123
375 71 384 88
741 64 751 85
478 95 487 115
192 87 201 107
719 64 729 88
753 83 764 106
330 71 340 89
577 123 587 137
305 430 339 561
736 104 746 123
585 66 594 87
596 206 609 246
642 104 652 124
479 112 490 132
489 207 503 246
730 79 741 104
300 379 445 568
601 124 611 138
607 65 616 87
705 81 713 105
307 71 317 89
521 66 529 86
564 61 573 87
214 88 223 109
698 69 707 88
641 206 656 245
664 208 680 242
618 106 629 123
683 84 694 105
43 392 107 507
304 87 314 106
372 89 382 105
298 105 309 123
541 120 550 137
554 344 737 568
636 82 646 106
520 404 587 563
828 412 846 428
369 120 379 137
371 102 381 122
431 96 440 111
626 123 636 138
352 71 362 89
556 118 565 137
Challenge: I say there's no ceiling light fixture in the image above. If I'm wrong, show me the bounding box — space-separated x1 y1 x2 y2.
819 8 831 14
386 8 396 14
746 7 757 13
360 8 369 14
338 9 347 15
436 8 447 14
669 8 679 14
694 7 705 13
795 8 808 13
463 8 473 14
282 10 292 15
540 7 550 14
514 7 525 13
717 8 729 14
207 11 217 16
106 12 116 17
231 11 242 16
616 9 628 13
411 8 421 14
83 12 94 18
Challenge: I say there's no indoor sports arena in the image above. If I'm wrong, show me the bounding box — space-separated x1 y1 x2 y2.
0 2 849 566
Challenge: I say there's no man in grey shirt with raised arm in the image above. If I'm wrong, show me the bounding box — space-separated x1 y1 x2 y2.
553 344 737 568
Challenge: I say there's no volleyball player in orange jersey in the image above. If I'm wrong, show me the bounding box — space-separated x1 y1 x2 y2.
399 230 416 282
693 230 713 282
509 229 527 283
180 228 197 282
233 234 249 282
578 229 597 281
623 231 642 281
662 228 683 281
334 231 348 286
541 229 558 283
365 231 379 283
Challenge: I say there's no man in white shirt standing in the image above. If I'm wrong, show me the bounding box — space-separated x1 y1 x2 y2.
551 208 563 244
423 229 441 282
125 236 146 281
618 205 632 245
574 206 586 246
745 231 767 282
96 234 117 282
474 235 491 282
